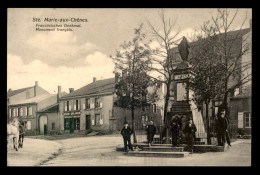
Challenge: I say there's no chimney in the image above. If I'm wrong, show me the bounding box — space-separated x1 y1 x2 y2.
93 77 96 83
69 88 74 93
57 86 62 102
34 81 38 97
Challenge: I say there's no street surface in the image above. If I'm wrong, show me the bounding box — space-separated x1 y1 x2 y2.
38 135 251 166
7 138 62 166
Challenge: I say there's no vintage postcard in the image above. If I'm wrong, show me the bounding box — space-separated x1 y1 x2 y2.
7 8 252 166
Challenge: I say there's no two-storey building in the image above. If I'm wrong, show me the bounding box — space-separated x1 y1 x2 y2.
58 77 164 134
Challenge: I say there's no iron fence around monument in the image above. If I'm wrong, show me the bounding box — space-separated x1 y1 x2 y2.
134 118 238 145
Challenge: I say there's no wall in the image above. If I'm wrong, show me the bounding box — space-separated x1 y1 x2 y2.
113 106 163 132
241 30 252 91
8 88 34 105
59 94 114 133
230 97 251 135
37 112 59 135
37 95 57 111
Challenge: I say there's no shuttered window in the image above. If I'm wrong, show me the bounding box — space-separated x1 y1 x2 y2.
90 98 94 109
245 112 251 128
28 107 32 116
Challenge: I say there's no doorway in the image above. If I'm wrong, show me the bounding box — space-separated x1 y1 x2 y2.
39 115 48 135
86 115 91 130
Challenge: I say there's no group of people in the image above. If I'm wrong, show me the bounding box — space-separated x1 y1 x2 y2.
170 115 197 153
120 108 231 153
216 109 232 147
120 116 197 153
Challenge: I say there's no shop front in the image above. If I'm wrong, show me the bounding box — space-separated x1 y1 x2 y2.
64 111 81 133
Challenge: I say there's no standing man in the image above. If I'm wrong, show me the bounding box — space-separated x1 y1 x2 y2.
146 120 156 147
217 109 232 147
170 114 182 147
216 109 228 146
183 118 197 154
121 121 134 152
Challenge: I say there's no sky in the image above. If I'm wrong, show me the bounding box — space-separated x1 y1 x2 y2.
7 8 252 94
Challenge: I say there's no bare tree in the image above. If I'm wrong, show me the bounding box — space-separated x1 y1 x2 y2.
146 9 182 143
188 9 252 143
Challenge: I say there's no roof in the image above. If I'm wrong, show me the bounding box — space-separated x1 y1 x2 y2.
232 85 251 99
37 103 59 113
9 94 56 105
61 78 115 99
170 28 251 62
7 86 33 98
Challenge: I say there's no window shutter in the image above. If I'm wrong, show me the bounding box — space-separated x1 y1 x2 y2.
100 115 103 125
238 112 244 128
25 107 27 116
27 121 31 130
21 108 23 116
9 109 11 118
65 105 67 111
78 100 80 110
69 105 71 111
91 115 95 125
29 107 32 115
74 104 76 110
83 103 85 110
16 108 18 116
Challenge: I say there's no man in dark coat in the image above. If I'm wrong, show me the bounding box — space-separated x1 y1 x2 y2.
216 110 228 146
170 115 183 147
224 115 232 147
146 120 156 147
121 121 134 152
183 118 197 153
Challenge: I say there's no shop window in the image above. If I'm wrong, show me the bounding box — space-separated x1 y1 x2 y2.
75 118 80 130
64 118 70 130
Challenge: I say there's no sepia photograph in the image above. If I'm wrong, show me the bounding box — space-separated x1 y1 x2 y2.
7 8 252 166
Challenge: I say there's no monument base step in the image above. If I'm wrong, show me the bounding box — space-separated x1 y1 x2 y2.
127 151 190 158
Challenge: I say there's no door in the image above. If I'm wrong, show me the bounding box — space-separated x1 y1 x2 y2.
44 125 47 135
39 115 48 135
70 118 74 133
86 115 91 130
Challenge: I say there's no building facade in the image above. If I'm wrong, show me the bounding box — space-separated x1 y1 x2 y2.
7 81 65 135
58 77 164 135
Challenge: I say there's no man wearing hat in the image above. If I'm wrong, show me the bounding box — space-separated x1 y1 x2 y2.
183 118 197 153
146 120 156 147
121 121 134 152
170 114 183 147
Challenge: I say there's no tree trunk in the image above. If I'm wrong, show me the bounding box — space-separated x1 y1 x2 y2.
131 103 137 143
205 101 211 145
164 81 171 144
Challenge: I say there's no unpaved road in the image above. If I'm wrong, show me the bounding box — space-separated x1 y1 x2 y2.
40 135 251 166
